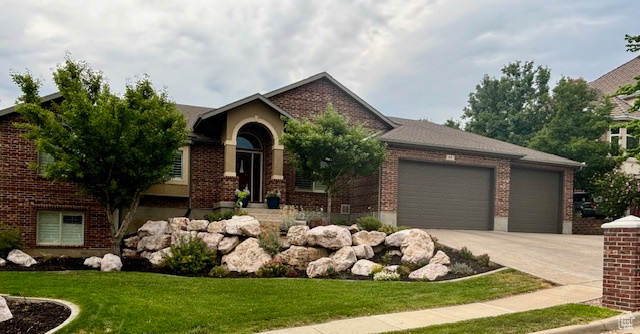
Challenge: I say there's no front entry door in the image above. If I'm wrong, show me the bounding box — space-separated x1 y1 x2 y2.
236 151 262 202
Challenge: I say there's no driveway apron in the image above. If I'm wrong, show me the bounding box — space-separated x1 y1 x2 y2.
426 230 603 286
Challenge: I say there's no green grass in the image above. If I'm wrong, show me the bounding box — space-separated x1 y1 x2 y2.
0 269 550 334
386 304 620 334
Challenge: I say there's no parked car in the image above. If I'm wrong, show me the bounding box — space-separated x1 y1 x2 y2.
573 192 600 217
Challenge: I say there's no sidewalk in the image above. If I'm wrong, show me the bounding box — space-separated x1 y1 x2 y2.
259 283 603 334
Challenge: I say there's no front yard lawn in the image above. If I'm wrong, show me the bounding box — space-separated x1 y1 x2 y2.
0 269 551 334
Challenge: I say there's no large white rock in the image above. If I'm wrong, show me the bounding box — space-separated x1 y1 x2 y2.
352 245 374 259
287 225 309 246
100 253 122 272
83 256 102 269
0 296 12 322
138 220 169 237
0 258 6 267
409 263 449 281
275 246 327 269
429 250 451 265
171 230 198 246
137 235 171 252
351 259 377 276
166 217 190 234
306 257 336 278
207 220 226 234
330 246 357 272
221 238 272 273
123 235 140 249
307 225 352 250
225 216 261 237
400 229 435 265
142 247 172 267
7 249 36 267
352 231 387 247
385 229 412 247
197 232 224 250
218 236 241 254
122 248 138 258
187 219 210 232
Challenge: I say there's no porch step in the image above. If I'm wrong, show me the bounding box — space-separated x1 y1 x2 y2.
243 208 288 225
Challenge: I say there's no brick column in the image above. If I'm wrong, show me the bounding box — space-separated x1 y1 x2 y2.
601 216 640 311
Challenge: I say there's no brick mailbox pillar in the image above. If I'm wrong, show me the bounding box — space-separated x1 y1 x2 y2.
601 215 640 311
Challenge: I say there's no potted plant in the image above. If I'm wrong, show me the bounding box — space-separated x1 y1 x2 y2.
235 187 250 208
265 189 281 209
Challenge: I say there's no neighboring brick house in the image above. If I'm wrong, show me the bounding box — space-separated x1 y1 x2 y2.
0 72 581 254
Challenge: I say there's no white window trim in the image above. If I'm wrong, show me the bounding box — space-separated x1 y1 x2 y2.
165 146 189 186
295 173 327 193
37 211 84 246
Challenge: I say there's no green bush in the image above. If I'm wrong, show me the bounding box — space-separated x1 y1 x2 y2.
450 262 476 275
357 216 382 231
476 253 491 267
0 223 20 258
209 265 230 278
373 271 401 281
396 265 412 278
256 259 291 278
258 230 282 256
163 237 217 275
370 264 385 276
280 216 296 232
204 210 235 222
459 246 475 260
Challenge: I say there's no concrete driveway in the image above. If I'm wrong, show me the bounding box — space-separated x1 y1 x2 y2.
427 230 603 286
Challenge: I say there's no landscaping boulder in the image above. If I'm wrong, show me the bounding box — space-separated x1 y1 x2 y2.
207 220 226 234
138 220 169 237
83 256 102 268
0 296 12 322
217 236 241 254
385 229 412 247
287 225 309 246
400 229 435 265
279 235 291 249
7 249 36 267
138 235 171 252
276 246 327 269
307 225 352 250
408 263 448 281
383 265 399 273
352 245 374 259
351 259 377 276
352 231 386 247
167 217 189 234
123 235 140 249
187 219 210 232
171 230 198 246
197 232 224 250
347 224 360 233
225 216 261 237
141 247 172 267
330 246 357 272
100 253 122 272
306 257 336 278
429 250 450 265
122 248 138 258
221 238 272 273
0 258 5 267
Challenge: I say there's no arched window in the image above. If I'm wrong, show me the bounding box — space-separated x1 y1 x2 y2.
237 133 262 150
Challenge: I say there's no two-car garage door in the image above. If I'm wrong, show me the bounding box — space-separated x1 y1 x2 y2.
397 160 562 233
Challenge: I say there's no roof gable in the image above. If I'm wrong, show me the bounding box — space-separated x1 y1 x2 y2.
589 56 640 95
0 92 63 118
194 93 292 130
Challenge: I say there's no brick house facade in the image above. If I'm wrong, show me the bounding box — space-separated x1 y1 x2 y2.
0 72 580 253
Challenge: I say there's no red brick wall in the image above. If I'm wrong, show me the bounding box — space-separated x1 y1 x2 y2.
268 77 391 132
573 217 605 235
349 170 379 213
191 144 223 208
602 227 640 311
0 114 110 248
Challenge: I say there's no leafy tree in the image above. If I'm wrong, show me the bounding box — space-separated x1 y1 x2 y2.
443 118 461 129
613 34 640 112
625 34 640 52
592 171 639 219
529 78 619 191
280 103 387 222
462 61 552 146
12 57 188 256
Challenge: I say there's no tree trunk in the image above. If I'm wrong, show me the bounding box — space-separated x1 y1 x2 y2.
108 194 142 257
326 189 332 224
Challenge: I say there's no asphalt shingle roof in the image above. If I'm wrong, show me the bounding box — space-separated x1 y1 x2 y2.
589 56 640 95
380 117 582 167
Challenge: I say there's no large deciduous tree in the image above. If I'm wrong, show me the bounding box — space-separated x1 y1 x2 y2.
12 57 188 256
529 78 620 191
462 61 552 146
280 103 387 222
614 34 640 112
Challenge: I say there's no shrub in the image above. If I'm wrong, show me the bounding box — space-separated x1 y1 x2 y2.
370 264 385 276
357 216 382 231
476 253 491 267
204 210 234 222
163 237 216 275
450 262 476 275
459 246 475 260
258 230 282 256
0 223 20 258
378 224 397 235
307 217 328 229
209 265 230 278
381 251 393 265
592 171 639 219
256 259 291 278
396 265 412 278
280 216 296 232
373 271 401 281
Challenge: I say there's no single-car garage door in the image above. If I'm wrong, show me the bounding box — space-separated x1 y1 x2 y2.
397 160 493 229
509 168 561 233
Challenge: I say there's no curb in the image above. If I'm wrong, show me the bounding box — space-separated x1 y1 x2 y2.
1 294 80 333
531 311 640 334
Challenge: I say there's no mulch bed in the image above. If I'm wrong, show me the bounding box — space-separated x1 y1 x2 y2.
0 243 500 332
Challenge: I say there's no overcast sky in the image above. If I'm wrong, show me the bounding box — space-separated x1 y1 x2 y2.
0 0 638 124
